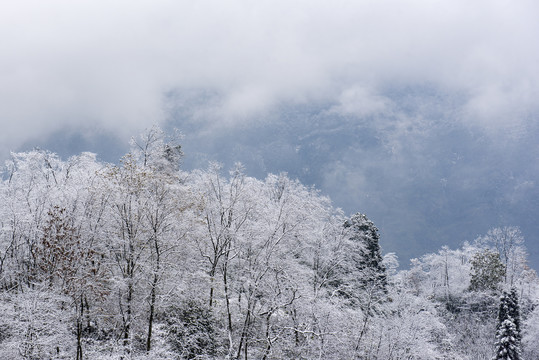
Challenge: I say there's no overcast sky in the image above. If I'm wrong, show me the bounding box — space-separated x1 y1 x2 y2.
2 1 539 266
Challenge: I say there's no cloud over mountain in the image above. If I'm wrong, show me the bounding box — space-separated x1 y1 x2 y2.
2 0 539 266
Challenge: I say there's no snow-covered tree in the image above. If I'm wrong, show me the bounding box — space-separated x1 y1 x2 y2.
522 302 539 358
469 249 505 292
507 288 521 344
343 213 387 293
130 124 183 173
495 290 521 360
477 227 526 287
1 127 538 360
334 212 388 312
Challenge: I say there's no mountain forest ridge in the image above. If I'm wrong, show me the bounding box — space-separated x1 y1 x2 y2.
0 126 537 359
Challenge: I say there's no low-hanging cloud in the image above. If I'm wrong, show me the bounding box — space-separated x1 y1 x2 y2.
2 0 539 156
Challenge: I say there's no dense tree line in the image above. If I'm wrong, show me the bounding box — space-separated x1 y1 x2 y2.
0 127 538 359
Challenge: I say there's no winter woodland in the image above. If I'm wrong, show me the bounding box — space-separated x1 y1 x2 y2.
0 127 537 359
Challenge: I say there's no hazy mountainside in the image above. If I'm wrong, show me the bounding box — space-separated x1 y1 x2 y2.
167 96 539 270
19 96 539 271
1 126 538 359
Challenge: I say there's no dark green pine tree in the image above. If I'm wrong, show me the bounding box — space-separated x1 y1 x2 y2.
468 249 506 292
508 288 521 343
344 213 387 293
495 290 521 360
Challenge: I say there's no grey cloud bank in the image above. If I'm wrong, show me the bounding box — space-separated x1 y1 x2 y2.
2 0 539 266
170 89 539 268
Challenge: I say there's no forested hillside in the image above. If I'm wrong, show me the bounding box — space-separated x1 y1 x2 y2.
0 127 537 359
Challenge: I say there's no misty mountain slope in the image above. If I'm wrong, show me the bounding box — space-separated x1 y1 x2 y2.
166 94 539 269
23 92 539 270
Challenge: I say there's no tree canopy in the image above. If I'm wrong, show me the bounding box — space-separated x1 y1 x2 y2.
0 127 538 359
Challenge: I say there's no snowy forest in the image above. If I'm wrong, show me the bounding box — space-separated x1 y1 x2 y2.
0 127 538 360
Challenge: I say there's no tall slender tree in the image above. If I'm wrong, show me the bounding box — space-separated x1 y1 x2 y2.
495 290 521 360
508 288 521 344
343 213 387 294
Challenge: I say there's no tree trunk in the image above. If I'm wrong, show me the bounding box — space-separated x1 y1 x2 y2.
262 312 272 360
147 232 161 352
222 255 234 356
236 305 252 360
146 277 157 351
76 294 84 360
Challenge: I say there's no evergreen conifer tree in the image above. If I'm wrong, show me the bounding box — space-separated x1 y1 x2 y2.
469 249 506 291
508 288 521 343
495 290 521 360
344 213 387 293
